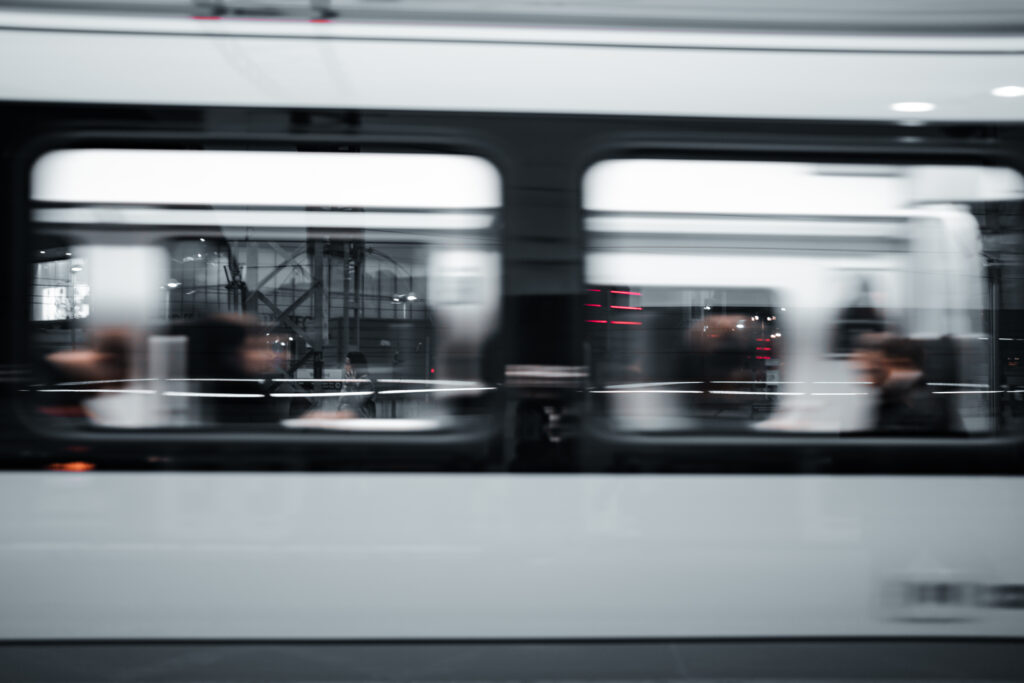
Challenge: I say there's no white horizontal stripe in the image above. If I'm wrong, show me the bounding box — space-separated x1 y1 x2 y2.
162 391 264 398
269 391 373 398
710 380 806 384
592 389 702 394
273 378 370 384
605 381 702 388
376 379 484 386
377 387 496 395
931 390 1004 394
34 207 493 231
280 418 441 432
33 149 500 209
709 390 806 396
811 392 870 396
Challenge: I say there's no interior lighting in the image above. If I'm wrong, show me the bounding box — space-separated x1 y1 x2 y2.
48 461 95 472
70 265 83 273
39 250 45 254
890 101 935 113
992 86 1024 98
65 252 72 256
704 306 711 310
166 279 181 288
199 237 206 242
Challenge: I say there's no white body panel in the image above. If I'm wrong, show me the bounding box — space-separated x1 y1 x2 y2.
1 472 1023 639
2 12 1024 121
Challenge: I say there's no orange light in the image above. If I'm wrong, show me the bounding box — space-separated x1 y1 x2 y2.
48 461 95 472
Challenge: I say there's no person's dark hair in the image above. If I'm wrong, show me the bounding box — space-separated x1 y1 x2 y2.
173 317 249 378
881 337 925 369
346 351 369 375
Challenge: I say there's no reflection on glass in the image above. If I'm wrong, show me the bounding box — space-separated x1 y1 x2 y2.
584 159 1024 435
29 149 501 431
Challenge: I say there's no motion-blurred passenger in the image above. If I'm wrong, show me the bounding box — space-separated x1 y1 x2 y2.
680 314 758 428
855 334 956 434
173 314 281 424
36 328 134 422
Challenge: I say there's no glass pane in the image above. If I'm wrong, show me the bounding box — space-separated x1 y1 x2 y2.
29 148 501 432
583 159 1024 435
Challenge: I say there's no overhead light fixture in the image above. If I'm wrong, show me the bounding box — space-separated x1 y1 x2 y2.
890 101 935 113
70 265 83 273
391 292 419 303
992 85 1024 98
166 279 181 289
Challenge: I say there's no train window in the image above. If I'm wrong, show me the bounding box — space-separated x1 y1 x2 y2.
29 148 501 432
583 158 1024 436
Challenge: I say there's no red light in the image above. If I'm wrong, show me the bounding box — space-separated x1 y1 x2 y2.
584 303 602 308
430 368 435 373
587 320 608 324
609 290 642 296
310 18 331 23
610 305 642 311
756 347 771 351
587 289 601 292
756 338 770 342
755 356 771 360
48 461 95 472
610 321 642 325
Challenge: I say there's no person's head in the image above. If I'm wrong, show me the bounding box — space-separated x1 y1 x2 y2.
853 333 923 386
345 351 368 377
176 314 277 378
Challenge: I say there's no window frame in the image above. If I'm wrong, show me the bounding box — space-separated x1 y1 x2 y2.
576 137 1024 474
11 127 509 464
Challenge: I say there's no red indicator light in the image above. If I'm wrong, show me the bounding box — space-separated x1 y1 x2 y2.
48 461 95 472
430 368 435 374
587 320 608 324
609 290 642 296
610 321 642 326
584 303 602 308
755 356 771 360
756 347 771 351
756 338 770 342
610 305 642 311
587 288 602 292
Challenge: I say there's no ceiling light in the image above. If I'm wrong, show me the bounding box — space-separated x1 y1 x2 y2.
992 85 1024 98
890 101 935 113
